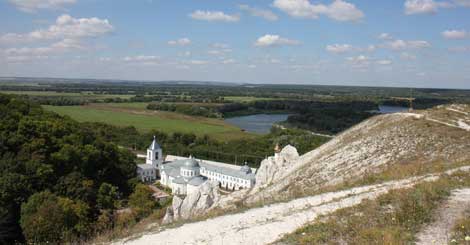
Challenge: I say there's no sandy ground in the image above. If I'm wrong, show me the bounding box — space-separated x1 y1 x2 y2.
115 166 470 245
416 188 470 245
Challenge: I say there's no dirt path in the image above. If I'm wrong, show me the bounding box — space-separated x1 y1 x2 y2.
415 188 470 245
115 166 470 245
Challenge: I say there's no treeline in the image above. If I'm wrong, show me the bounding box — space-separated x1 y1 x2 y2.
27 96 87 106
86 122 329 166
381 97 450 110
0 95 162 244
146 103 222 118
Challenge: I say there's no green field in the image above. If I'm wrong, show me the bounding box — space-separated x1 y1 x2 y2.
43 105 254 140
1 91 134 99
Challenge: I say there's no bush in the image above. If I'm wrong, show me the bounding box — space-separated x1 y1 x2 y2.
20 191 91 243
129 184 157 219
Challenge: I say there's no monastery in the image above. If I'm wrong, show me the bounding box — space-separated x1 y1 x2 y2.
137 137 257 195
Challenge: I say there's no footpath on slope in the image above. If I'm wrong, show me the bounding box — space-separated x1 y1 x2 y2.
115 166 470 245
415 188 470 245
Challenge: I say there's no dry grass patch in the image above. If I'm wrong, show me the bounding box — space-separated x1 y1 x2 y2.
277 171 470 244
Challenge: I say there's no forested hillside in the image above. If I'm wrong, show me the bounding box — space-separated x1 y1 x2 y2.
0 95 138 243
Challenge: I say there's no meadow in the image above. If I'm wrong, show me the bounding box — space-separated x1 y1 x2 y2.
1 90 136 99
43 104 253 140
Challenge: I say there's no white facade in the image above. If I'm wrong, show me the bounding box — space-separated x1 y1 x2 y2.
146 136 163 168
136 165 157 182
136 136 162 183
160 155 256 195
200 166 254 190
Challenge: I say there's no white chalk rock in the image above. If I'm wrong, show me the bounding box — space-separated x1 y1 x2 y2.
162 181 220 224
253 145 299 190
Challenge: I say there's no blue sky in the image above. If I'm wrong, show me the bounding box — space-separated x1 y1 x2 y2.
1 0 470 88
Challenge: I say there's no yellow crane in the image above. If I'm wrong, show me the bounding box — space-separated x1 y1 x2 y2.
391 89 415 112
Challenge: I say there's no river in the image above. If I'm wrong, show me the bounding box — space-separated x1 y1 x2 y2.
225 114 290 134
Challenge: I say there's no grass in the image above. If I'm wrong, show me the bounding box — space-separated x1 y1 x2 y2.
450 211 470 244
278 171 470 244
0 90 134 99
43 104 255 140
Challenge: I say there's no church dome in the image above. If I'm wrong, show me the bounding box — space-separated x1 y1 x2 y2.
183 157 200 169
240 164 252 174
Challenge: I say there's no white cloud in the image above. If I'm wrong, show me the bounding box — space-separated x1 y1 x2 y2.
400 52 417 60
188 60 209 65
0 14 114 44
376 59 393 65
178 51 191 57
384 39 431 50
272 0 364 22
221 59 236 64
1 38 83 62
211 43 230 49
254 34 300 47
326 44 353 53
7 0 76 13
208 49 232 55
442 29 467 39
268 58 282 64
168 37 191 46
238 4 278 21
123 55 159 62
378 33 393 40
346 55 369 62
122 55 160 66
346 55 370 69
404 0 452 15
189 10 240 22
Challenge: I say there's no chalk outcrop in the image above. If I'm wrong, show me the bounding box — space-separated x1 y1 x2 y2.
162 181 220 224
254 144 299 191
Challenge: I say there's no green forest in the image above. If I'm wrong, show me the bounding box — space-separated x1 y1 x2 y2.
0 94 157 243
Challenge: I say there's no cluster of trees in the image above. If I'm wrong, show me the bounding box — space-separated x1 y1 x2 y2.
27 96 87 106
0 95 160 243
86 122 329 166
381 97 450 110
146 103 222 118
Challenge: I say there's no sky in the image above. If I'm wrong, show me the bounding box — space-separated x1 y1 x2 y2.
0 0 470 89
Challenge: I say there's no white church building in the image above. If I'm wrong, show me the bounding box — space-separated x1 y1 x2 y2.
136 136 162 182
137 137 257 195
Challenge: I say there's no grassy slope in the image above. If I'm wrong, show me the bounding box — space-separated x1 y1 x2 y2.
278 171 470 244
43 104 254 140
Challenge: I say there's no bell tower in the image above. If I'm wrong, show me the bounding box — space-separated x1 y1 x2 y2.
147 136 163 167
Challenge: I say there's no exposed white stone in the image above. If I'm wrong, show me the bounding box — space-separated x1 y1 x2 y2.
253 144 299 190
162 181 220 223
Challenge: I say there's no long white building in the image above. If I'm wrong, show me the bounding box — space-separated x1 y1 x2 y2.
136 137 257 195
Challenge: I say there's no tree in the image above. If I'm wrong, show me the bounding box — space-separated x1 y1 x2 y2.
128 184 157 218
97 183 119 211
20 191 91 243
20 191 64 243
